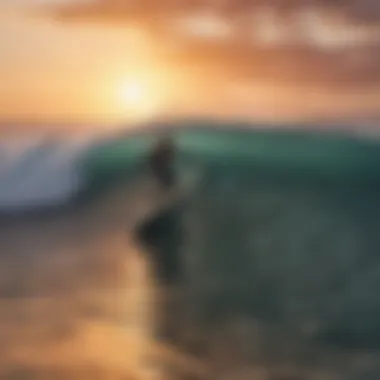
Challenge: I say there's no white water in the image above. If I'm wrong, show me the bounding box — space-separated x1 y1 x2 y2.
0 136 95 211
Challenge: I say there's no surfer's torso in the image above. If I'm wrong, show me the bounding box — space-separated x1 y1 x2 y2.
148 137 176 189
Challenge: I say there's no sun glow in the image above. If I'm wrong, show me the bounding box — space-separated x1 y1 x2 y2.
116 75 164 121
105 63 188 122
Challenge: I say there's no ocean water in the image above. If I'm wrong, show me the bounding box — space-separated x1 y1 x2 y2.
0 127 162 378
0 124 168 213
0 120 379 213
1 120 380 379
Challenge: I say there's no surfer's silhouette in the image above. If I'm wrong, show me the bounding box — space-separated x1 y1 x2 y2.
148 134 176 190
138 135 183 342
136 133 182 286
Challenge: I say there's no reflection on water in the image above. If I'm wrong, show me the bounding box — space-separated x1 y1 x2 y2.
3 126 380 380
0 180 164 379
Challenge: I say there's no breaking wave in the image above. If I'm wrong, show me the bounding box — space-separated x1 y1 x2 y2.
0 119 379 213
0 136 94 211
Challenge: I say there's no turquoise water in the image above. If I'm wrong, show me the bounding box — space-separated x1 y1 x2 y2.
83 122 380 193
2 122 380 378
81 122 380 344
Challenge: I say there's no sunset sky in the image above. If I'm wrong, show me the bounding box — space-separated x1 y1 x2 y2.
2 0 380 124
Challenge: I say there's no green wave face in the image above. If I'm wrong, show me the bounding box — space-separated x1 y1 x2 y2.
80 121 380 348
82 121 380 193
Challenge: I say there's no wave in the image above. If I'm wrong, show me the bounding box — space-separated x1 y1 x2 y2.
0 136 95 211
2 119 380 351
0 119 380 213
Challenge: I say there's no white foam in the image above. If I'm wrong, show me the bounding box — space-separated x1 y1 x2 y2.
0 137 94 211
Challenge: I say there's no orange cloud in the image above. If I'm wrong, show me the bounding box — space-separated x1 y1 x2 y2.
49 0 380 49
21 0 378 119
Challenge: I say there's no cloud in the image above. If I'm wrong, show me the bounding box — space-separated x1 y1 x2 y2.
49 0 380 48
50 0 380 23
40 1 380 90
342 0 380 23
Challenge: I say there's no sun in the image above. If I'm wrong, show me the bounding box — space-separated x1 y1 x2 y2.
117 77 162 121
121 80 147 105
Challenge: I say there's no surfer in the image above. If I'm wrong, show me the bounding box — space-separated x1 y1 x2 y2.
148 134 176 190
137 133 183 287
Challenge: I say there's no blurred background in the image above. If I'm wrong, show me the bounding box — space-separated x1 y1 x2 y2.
1 1 380 380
